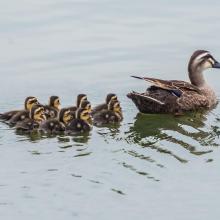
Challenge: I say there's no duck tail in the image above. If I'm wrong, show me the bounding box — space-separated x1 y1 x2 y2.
127 91 165 105
127 91 165 113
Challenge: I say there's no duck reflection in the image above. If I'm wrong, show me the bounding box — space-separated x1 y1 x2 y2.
126 111 218 159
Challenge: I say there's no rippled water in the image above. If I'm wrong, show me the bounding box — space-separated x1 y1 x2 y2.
1 1 220 219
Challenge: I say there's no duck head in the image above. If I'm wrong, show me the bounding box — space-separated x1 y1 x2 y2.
188 50 220 87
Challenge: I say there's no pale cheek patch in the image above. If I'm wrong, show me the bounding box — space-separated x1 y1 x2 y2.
203 61 212 69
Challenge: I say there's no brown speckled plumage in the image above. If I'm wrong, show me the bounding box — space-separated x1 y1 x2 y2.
127 50 220 114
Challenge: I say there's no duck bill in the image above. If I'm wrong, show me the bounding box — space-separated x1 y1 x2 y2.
213 61 220 69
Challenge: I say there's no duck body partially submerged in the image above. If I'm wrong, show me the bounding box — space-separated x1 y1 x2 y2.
128 50 220 114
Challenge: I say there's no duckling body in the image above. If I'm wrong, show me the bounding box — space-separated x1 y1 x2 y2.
93 110 121 126
0 110 20 121
15 105 46 133
66 119 91 134
40 119 65 134
127 50 220 114
15 118 39 133
66 108 92 134
9 110 30 126
43 96 60 119
93 100 123 126
0 97 39 122
40 108 71 134
92 93 118 115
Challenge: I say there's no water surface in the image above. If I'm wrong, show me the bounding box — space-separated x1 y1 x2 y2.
1 1 220 219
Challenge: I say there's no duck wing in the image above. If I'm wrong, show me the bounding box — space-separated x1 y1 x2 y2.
131 76 202 95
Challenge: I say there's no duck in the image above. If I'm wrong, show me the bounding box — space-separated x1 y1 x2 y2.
93 100 123 126
15 105 46 133
91 93 118 115
0 96 39 122
39 108 71 134
127 50 220 114
43 96 61 119
66 108 92 134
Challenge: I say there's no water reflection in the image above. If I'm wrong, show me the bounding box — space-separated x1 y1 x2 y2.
125 111 218 161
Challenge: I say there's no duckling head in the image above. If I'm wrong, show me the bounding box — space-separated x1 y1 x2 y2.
30 105 46 123
49 96 61 110
59 108 72 125
76 108 92 124
108 100 122 114
106 93 118 104
76 94 87 107
188 50 220 86
25 97 39 110
80 100 92 113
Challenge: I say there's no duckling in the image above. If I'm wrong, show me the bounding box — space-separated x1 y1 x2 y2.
43 96 61 119
66 108 92 134
15 105 46 133
0 96 39 121
91 93 118 115
93 100 123 126
69 100 92 120
40 108 72 134
67 94 88 112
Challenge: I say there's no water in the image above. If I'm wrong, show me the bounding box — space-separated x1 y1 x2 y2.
1 0 220 219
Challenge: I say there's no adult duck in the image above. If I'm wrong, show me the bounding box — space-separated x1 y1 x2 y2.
127 50 220 114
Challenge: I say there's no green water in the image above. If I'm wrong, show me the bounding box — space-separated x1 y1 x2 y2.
1 0 220 219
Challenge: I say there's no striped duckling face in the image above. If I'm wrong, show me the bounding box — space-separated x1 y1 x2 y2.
80 100 92 113
49 96 61 110
76 108 92 124
189 50 220 71
25 97 39 111
59 108 72 125
30 105 46 123
108 100 122 114
106 93 118 105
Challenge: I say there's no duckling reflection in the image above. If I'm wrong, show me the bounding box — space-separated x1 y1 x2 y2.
126 111 216 157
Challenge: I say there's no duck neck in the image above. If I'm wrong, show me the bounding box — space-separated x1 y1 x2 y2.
188 66 206 88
